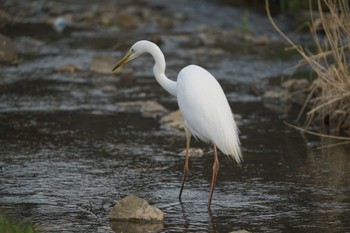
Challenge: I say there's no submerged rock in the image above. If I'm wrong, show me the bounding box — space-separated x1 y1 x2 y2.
109 195 164 222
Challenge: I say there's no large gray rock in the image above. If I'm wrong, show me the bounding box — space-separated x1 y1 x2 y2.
109 195 164 222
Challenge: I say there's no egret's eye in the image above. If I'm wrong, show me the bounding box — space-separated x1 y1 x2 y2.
130 48 134 53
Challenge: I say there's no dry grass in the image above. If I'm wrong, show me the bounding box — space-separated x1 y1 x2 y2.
266 0 350 140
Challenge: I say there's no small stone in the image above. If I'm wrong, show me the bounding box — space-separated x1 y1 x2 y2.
160 109 184 129
140 101 168 118
263 88 291 102
229 230 251 233
91 55 117 74
179 148 204 158
252 33 270 45
0 34 18 64
109 195 164 222
15 37 44 55
282 79 309 92
117 101 168 118
55 64 82 73
109 221 164 233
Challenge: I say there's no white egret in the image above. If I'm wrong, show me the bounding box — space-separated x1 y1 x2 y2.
112 40 242 209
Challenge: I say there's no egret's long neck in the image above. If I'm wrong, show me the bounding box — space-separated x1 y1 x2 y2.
147 43 177 97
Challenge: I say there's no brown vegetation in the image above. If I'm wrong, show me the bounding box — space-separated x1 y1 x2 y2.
266 0 350 140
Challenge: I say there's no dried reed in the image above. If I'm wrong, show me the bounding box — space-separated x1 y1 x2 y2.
266 0 350 140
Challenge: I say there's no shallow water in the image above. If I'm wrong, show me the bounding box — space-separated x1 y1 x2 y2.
1 0 350 232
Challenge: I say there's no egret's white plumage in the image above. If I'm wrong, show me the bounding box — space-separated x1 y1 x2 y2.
112 40 242 208
177 65 242 163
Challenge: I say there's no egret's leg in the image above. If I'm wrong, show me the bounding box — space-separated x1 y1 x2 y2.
208 144 219 209
179 129 191 201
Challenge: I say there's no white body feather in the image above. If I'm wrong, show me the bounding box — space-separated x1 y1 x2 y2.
177 65 242 163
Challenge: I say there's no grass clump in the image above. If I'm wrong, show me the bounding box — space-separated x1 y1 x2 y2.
0 215 38 233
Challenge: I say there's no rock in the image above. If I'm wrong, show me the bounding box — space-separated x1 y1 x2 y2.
179 148 204 158
160 109 184 130
140 101 168 118
261 78 310 111
282 79 309 92
0 9 12 27
109 195 164 222
15 37 44 55
0 34 18 64
55 64 82 73
282 79 309 105
117 101 168 118
91 55 119 74
229 230 251 233
262 88 291 113
263 88 291 102
109 221 164 233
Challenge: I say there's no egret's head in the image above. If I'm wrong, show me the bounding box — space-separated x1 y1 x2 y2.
112 41 147 72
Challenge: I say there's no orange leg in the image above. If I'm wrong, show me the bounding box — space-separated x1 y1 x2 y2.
208 144 219 209
179 137 190 201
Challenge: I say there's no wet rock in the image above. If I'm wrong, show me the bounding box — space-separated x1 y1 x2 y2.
246 33 270 45
229 230 251 233
15 37 44 55
0 9 13 27
109 195 164 222
117 101 168 118
262 88 291 113
179 148 204 158
91 55 118 74
262 79 309 110
233 113 243 126
282 79 309 92
282 79 309 105
109 221 164 233
198 25 219 45
54 64 82 73
0 34 18 64
116 11 143 29
160 109 184 130
263 88 291 102
140 101 168 118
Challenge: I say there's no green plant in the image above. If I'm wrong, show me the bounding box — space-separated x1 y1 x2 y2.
0 215 38 233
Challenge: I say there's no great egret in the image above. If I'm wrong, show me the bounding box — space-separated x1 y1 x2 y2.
112 40 242 209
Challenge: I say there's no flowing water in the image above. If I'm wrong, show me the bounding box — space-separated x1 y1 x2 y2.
1 0 349 232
